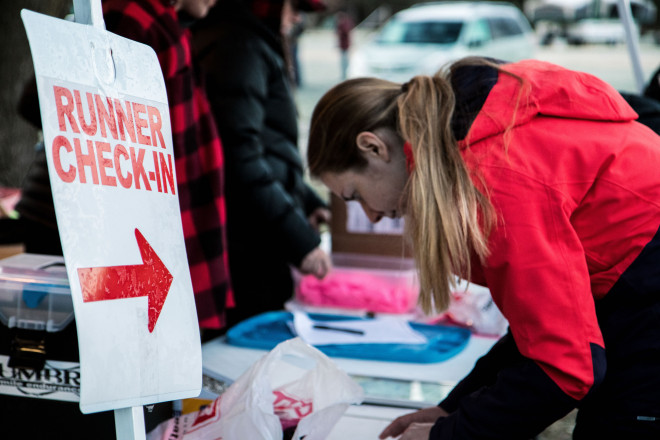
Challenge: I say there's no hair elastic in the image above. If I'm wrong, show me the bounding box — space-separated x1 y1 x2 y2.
403 141 415 173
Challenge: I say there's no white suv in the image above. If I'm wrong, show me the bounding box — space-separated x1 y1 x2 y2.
348 1 536 83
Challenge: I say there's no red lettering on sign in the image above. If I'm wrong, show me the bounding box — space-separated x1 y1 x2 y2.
95 95 118 140
52 135 75 182
53 86 80 134
130 146 151 191
114 144 132 189
96 141 117 187
114 99 137 144
48 85 177 195
147 106 165 149
151 151 162 192
159 152 176 194
132 103 151 146
74 90 98 136
74 138 99 185
50 134 176 194
52 86 166 148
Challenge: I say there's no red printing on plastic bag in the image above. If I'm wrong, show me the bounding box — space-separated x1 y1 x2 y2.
273 389 313 429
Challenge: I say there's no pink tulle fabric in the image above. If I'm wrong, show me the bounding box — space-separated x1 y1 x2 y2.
297 269 418 313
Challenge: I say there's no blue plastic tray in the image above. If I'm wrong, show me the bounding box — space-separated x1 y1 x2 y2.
226 311 471 363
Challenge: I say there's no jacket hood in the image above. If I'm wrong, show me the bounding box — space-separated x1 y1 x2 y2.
463 60 639 145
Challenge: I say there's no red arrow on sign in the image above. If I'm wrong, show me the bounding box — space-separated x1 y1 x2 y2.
78 228 173 332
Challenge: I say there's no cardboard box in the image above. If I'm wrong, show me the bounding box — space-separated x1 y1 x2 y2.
330 194 412 259
0 244 24 260
294 196 418 315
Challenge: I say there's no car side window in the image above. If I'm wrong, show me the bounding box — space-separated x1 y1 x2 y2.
488 16 525 39
463 18 492 47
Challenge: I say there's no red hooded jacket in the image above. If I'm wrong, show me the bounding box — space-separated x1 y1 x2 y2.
432 60 660 438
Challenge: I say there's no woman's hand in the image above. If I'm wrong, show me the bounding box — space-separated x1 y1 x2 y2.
398 423 434 440
299 247 331 279
379 406 449 439
308 207 331 232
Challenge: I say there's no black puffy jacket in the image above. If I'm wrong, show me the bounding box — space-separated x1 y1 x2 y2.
193 0 326 319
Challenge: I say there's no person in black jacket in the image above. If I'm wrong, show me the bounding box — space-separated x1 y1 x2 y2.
644 64 660 102
0 76 62 256
193 0 331 329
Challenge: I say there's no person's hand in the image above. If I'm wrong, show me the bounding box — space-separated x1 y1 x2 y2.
299 247 331 279
379 406 449 439
308 207 331 232
398 423 434 440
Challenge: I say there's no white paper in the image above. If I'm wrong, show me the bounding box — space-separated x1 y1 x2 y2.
293 312 427 346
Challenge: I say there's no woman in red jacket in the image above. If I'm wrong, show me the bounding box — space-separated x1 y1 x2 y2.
307 57 660 439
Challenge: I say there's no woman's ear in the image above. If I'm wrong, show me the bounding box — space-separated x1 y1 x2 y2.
356 131 390 161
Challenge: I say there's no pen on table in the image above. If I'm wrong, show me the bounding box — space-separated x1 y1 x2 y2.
312 324 365 335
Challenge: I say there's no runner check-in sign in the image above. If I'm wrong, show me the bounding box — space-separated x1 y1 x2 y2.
22 9 201 414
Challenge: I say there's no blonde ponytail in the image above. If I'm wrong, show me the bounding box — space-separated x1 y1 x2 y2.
398 73 493 313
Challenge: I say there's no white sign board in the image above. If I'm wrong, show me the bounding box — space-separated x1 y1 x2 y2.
22 10 202 414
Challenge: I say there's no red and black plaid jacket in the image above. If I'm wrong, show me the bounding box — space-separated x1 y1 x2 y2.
103 0 233 329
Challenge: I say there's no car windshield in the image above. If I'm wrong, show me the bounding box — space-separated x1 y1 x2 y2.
378 19 463 44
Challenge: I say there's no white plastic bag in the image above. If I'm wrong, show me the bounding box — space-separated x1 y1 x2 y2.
147 337 364 440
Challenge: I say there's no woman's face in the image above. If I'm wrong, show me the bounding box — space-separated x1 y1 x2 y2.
320 129 409 223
